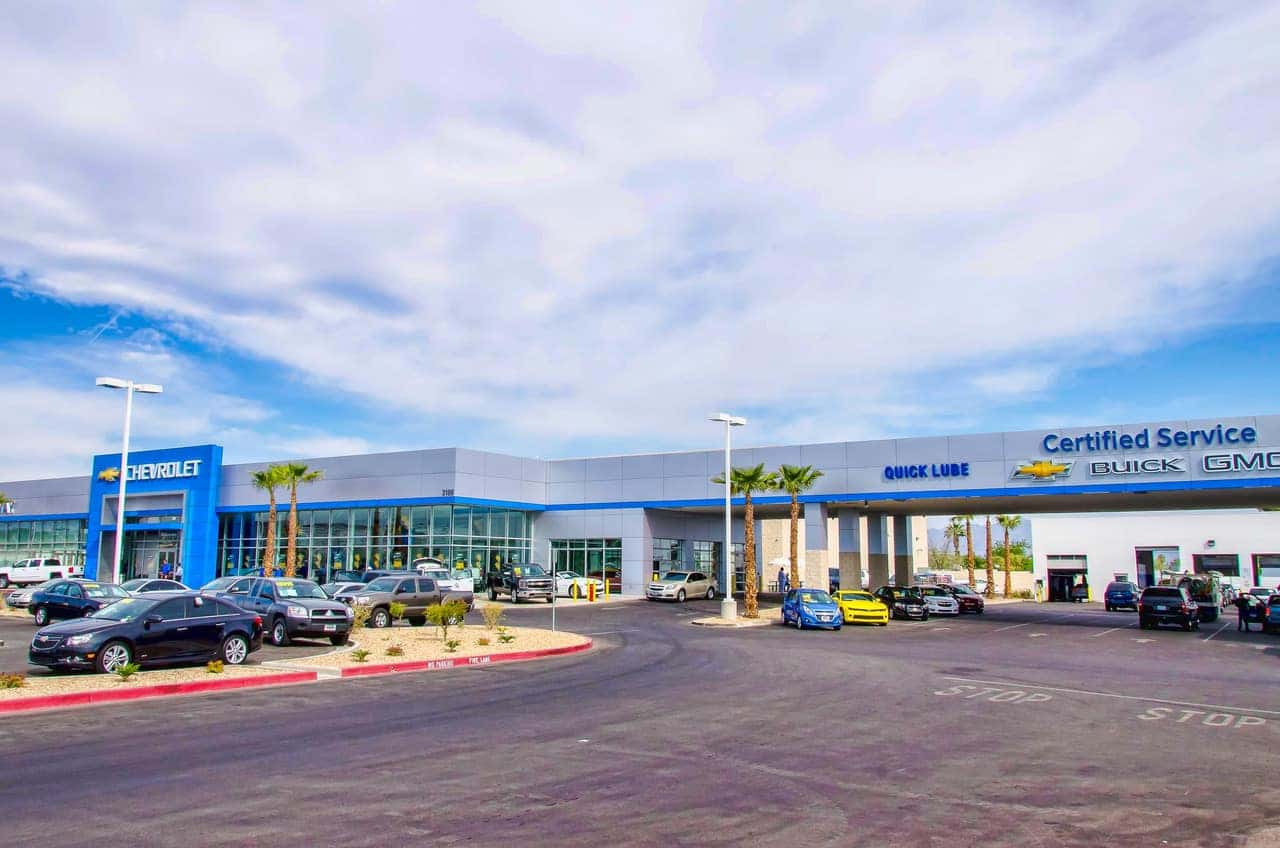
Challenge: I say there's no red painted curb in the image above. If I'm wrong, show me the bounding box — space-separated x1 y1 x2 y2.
0 670 318 714
339 638 593 677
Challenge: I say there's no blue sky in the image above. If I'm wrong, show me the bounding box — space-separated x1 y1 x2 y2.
2 2 1280 480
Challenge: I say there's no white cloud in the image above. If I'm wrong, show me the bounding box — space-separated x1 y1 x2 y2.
1 1 1278 462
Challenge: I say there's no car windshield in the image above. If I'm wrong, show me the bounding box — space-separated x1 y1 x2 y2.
512 565 547 577
364 577 398 592
122 579 149 591
82 583 127 599
272 580 326 599
87 597 157 622
1106 582 1135 591
797 590 832 604
950 585 977 595
201 577 239 591
840 592 876 602
660 572 689 582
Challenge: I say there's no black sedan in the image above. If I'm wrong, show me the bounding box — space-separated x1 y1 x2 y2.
28 592 263 673
873 586 929 620
28 579 129 627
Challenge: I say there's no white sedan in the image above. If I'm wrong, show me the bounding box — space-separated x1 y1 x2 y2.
556 572 605 599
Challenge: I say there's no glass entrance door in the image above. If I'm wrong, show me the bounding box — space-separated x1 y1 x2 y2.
123 530 182 581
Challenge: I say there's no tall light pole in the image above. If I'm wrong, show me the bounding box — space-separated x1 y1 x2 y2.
709 412 745 621
96 377 163 584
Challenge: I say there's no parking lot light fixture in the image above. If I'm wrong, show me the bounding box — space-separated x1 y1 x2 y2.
709 413 746 621
96 376 164 585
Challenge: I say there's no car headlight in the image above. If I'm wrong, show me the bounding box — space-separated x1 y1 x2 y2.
286 605 308 618
66 633 95 647
800 605 812 614
355 597 372 606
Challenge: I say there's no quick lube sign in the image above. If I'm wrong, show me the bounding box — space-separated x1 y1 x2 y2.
1042 424 1257 454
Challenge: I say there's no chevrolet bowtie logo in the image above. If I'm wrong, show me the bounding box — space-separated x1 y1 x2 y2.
98 467 121 483
1012 459 1074 481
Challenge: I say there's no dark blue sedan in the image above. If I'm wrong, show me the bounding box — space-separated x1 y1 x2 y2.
1104 580 1141 612
28 579 129 627
781 588 842 630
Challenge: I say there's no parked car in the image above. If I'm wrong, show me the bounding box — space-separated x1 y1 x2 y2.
873 586 929 621
1248 587 1277 602
940 583 985 614
0 557 79 588
557 571 605 599
487 563 555 603
1138 586 1199 631
335 575 466 628
211 577 352 646
831 589 889 625
28 579 129 626
4 580 55 609
915 585 960 616
321 581 365 598
780 588 842 630
1176 575 1221 622
646 571 716 602
1263 596 1280 635
201 575 256 596
414 565 475 609
28 592 263 673
122 578 189 593
1103 580 1141 612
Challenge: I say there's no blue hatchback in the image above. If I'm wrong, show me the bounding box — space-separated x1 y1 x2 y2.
781 588 842 630
1104 580 1141 612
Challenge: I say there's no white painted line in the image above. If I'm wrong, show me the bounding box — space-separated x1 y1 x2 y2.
1088 627 1123 638
1133 638 1155 643
991 622 1031 632
1201 622 1231 642
578 629 641 636
1028 633 1046 638
941 675 1280 717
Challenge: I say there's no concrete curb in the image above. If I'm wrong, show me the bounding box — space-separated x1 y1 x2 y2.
338 639 593 677
689 616 775 628
0 670 319 715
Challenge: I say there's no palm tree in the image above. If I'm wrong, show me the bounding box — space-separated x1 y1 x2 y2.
777 464 824 591
996 514 1024 598
711 463 779 618
984 515 995 599
280 462 324 577
956 514 976 588
251 466 285 576
0 491 11 513
943 517 965 566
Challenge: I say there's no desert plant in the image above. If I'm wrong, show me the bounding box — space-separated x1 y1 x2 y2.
389 601 407 624
206 659 224 674
477 636 491 646
280 462 324 576
711 464 779 617
350 606 371 631
351 649 371 663
385 643 404 657
482 603 506 631
427 599 468 642
777 464 824 590
497 626 515 644
114 662 141 682
0 672 25 689
444 639 461 653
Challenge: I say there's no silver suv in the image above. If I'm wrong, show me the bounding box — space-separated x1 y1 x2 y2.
647 571 716 602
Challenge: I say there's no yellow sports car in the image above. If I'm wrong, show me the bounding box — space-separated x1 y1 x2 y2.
832 590 889 625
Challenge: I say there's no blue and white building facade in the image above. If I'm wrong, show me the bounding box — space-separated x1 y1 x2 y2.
3 415 1280 594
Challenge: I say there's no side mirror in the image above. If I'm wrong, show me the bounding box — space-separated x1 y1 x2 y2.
144 614 163 628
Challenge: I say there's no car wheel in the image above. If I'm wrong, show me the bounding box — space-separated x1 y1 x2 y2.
96 640 132 674
796 614 804 630
570 584 580 600
0 575 8 589
677 589 686 603
33 605 50 626
371 608 391 628
706 587 715 600
488 587 497 601
329 635 349 646
1105 604 1112 612
271 617 291 645
221 634 250 665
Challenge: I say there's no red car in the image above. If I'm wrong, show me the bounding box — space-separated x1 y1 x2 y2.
941 583 985 614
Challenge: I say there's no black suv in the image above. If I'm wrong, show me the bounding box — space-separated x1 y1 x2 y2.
873 586 929 620
213 577 353 646
1139 586 1199 631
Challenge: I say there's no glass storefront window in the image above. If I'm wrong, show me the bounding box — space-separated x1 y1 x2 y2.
471 507 488 538
452 506 471 537
351 509 370 542
432 506 451 537
0 518 88 571
411 507 430 538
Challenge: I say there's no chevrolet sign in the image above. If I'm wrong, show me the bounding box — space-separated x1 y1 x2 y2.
101 460 204 483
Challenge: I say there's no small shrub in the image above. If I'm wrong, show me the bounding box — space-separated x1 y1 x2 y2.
482 603 506 631
389 601 407 624
350 606 371 631
385 643 404 657
426 599 468 642
114 662 141 682
1008 589 1034 599
497 626 515 644
444 639 461 653
476 636 490 647
351 649 371 663
206 660 225 674
0 672 26 689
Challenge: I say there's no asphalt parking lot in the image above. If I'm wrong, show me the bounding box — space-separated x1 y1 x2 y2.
2 598 1279 847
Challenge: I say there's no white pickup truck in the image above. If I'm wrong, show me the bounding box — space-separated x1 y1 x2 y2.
0 557 79 588
413 558 475 609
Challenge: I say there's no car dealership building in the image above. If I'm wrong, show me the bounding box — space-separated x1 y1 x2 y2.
2 415 1279 595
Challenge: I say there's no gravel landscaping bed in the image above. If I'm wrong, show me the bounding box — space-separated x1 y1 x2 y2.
291 624 589 669
0 664 284 701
